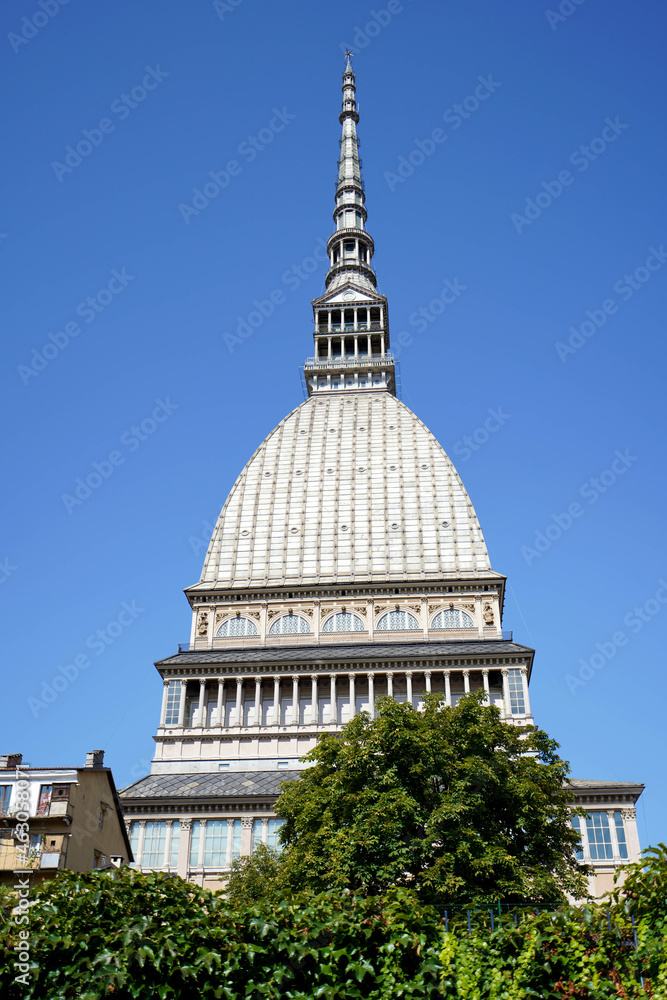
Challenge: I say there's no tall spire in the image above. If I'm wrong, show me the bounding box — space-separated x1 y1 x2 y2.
327 54 375 293
304 57 395 397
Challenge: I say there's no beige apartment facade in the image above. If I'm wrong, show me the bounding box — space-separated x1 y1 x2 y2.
0 751 132 883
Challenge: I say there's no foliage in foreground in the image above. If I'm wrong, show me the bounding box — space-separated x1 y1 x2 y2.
0 869 442 999
275 692 588 905
0 845 665 998
438 844 667 998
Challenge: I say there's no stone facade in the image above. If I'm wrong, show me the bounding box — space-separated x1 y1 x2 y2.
120 58 643 899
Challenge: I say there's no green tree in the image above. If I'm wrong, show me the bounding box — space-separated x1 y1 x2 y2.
275 692 589 905
225 842 288 907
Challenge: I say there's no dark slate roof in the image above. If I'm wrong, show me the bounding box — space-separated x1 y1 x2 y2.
156 640 533 667
120 770 302 800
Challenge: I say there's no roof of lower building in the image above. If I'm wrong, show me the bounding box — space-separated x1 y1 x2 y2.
568 779 644 792
156 639 534 667
120 773 644 808
121 770 299 800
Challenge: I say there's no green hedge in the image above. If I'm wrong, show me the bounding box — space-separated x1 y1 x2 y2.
0 874 442 999
1 845 665 999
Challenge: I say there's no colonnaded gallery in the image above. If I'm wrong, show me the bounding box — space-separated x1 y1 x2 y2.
120 58 643 897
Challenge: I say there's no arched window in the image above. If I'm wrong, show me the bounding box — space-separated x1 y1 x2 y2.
432 609 474 629
269 614 311 635
322 612 365 633
376 610 420 631
216 617 258 638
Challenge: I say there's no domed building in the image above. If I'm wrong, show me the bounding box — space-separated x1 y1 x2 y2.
121 58 643 897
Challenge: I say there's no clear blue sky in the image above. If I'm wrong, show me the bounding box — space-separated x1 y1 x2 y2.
2 0 665 849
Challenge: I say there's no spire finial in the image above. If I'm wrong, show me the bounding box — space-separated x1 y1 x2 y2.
302 61 395 399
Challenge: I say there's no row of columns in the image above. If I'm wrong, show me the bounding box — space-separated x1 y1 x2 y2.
316 307 382 333
161 668 530 729
316 332 385 359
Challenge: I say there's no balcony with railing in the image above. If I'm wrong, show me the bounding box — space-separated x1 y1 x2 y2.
317 321 383 333
177 628 512 653
304 353 395 370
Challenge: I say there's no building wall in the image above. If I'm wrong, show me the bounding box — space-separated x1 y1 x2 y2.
0 767 130 882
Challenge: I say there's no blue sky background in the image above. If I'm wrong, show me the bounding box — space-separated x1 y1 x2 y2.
2 0 665 849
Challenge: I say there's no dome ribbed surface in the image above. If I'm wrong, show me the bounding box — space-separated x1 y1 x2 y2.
200 393 492 589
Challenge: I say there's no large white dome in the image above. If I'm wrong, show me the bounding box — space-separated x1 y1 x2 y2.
199 392 493 589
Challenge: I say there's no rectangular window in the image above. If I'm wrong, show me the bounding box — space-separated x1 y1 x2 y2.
507 670 526 714
280 697 292 725
231 819 242 860
614 812 629 859
164 681 180 726
252 818 264 850
169 821 180 868
189 820 201 867
37 785 52 816
203 820 227 867
585 812 613 860
29 833 42 853
130 822 140 862
0 786 11 814
570 814 584 860
267 818 285 852
143 821 167 867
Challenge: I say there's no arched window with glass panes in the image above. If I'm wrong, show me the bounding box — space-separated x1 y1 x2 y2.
216 617 258 638
376 610 420 631
269 614 311 635
321 612 365 632
431 609 475 629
